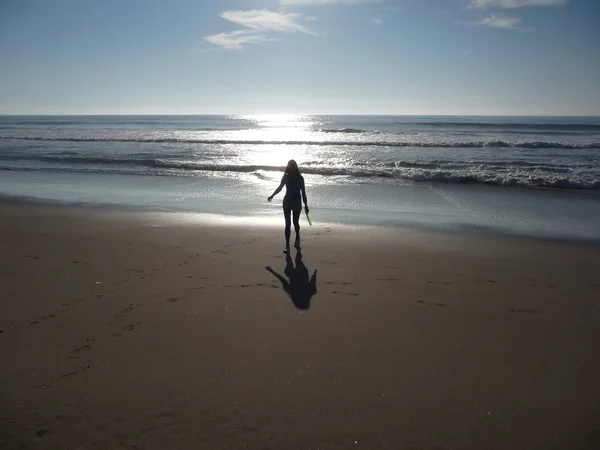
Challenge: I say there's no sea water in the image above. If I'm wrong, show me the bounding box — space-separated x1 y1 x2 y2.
1 115 599 240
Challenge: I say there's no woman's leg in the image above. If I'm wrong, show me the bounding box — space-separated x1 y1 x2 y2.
293 208 301 246
283 207 292 249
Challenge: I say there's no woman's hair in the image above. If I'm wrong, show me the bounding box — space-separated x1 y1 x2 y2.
285 159 301 176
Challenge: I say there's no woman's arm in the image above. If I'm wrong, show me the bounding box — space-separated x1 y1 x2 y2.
301 177 309 212
268 176 285 202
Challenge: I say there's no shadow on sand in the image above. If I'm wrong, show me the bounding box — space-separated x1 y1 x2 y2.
266 251 318 310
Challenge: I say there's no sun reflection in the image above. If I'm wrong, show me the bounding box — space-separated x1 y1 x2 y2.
239 114 318 129
243 144 299 167
222 115 326 188
228 116 318 173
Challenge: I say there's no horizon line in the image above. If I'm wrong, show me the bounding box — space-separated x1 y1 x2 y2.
1 113 599 118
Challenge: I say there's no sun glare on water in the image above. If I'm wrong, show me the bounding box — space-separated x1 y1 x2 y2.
240 114 317 130
234 114 320 172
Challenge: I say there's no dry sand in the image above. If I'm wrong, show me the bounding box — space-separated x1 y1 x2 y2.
1 203 599 449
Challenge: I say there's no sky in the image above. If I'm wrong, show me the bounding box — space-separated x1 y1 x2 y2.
0 0 599 116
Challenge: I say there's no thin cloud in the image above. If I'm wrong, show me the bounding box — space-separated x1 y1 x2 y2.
203 30 269 50
280 0 380 5
371 18 383 24
469 0 568 8
220 10 315 35
477 13 521 28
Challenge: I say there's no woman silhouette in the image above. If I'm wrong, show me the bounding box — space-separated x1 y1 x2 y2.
268 160 309 254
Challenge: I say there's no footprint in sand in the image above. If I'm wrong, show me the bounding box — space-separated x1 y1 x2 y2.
189 286 210 291
427 280 452 286
255 283 278 289
73 338 94 353
332 291 359 297
35 429 50 438
61 371 78 379
114 305 135 318
417 300 446 307
73 344 91 352
510 309 541 315
61 365 91 379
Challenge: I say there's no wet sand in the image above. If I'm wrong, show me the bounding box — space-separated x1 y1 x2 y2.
1 203 599 449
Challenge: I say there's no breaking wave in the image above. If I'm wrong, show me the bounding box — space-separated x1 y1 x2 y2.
1 135 598 149
1 154 598 190
402 121 600 132
318 128 379 134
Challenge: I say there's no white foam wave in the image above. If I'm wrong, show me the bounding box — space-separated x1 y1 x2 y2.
1 135 598 149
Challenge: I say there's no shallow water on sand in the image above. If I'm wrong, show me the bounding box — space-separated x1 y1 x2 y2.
2 170 599 242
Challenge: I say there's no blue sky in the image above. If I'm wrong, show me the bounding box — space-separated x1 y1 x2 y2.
0 0 598 115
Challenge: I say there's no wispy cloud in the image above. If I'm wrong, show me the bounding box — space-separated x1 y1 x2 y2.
469 0 568 8
467 0 567 30
370 18 383 24
203 30 270 50
220 10 315 34
477 13 521 28
279 0 380 5
204 0 377 51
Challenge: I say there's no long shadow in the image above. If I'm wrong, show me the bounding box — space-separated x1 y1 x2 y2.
265 251 318 310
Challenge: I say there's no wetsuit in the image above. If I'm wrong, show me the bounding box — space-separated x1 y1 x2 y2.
281 173 307 248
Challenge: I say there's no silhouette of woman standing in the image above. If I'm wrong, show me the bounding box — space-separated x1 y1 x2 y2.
268 160 309 254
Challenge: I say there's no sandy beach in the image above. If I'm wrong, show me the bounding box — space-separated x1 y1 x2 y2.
1 203 599 449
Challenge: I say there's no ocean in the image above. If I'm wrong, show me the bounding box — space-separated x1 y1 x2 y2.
1 114 599 240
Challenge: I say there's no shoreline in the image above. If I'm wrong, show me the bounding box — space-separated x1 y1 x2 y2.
2 195 600 246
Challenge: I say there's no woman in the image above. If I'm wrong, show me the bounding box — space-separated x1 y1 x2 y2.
268 160 309 254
